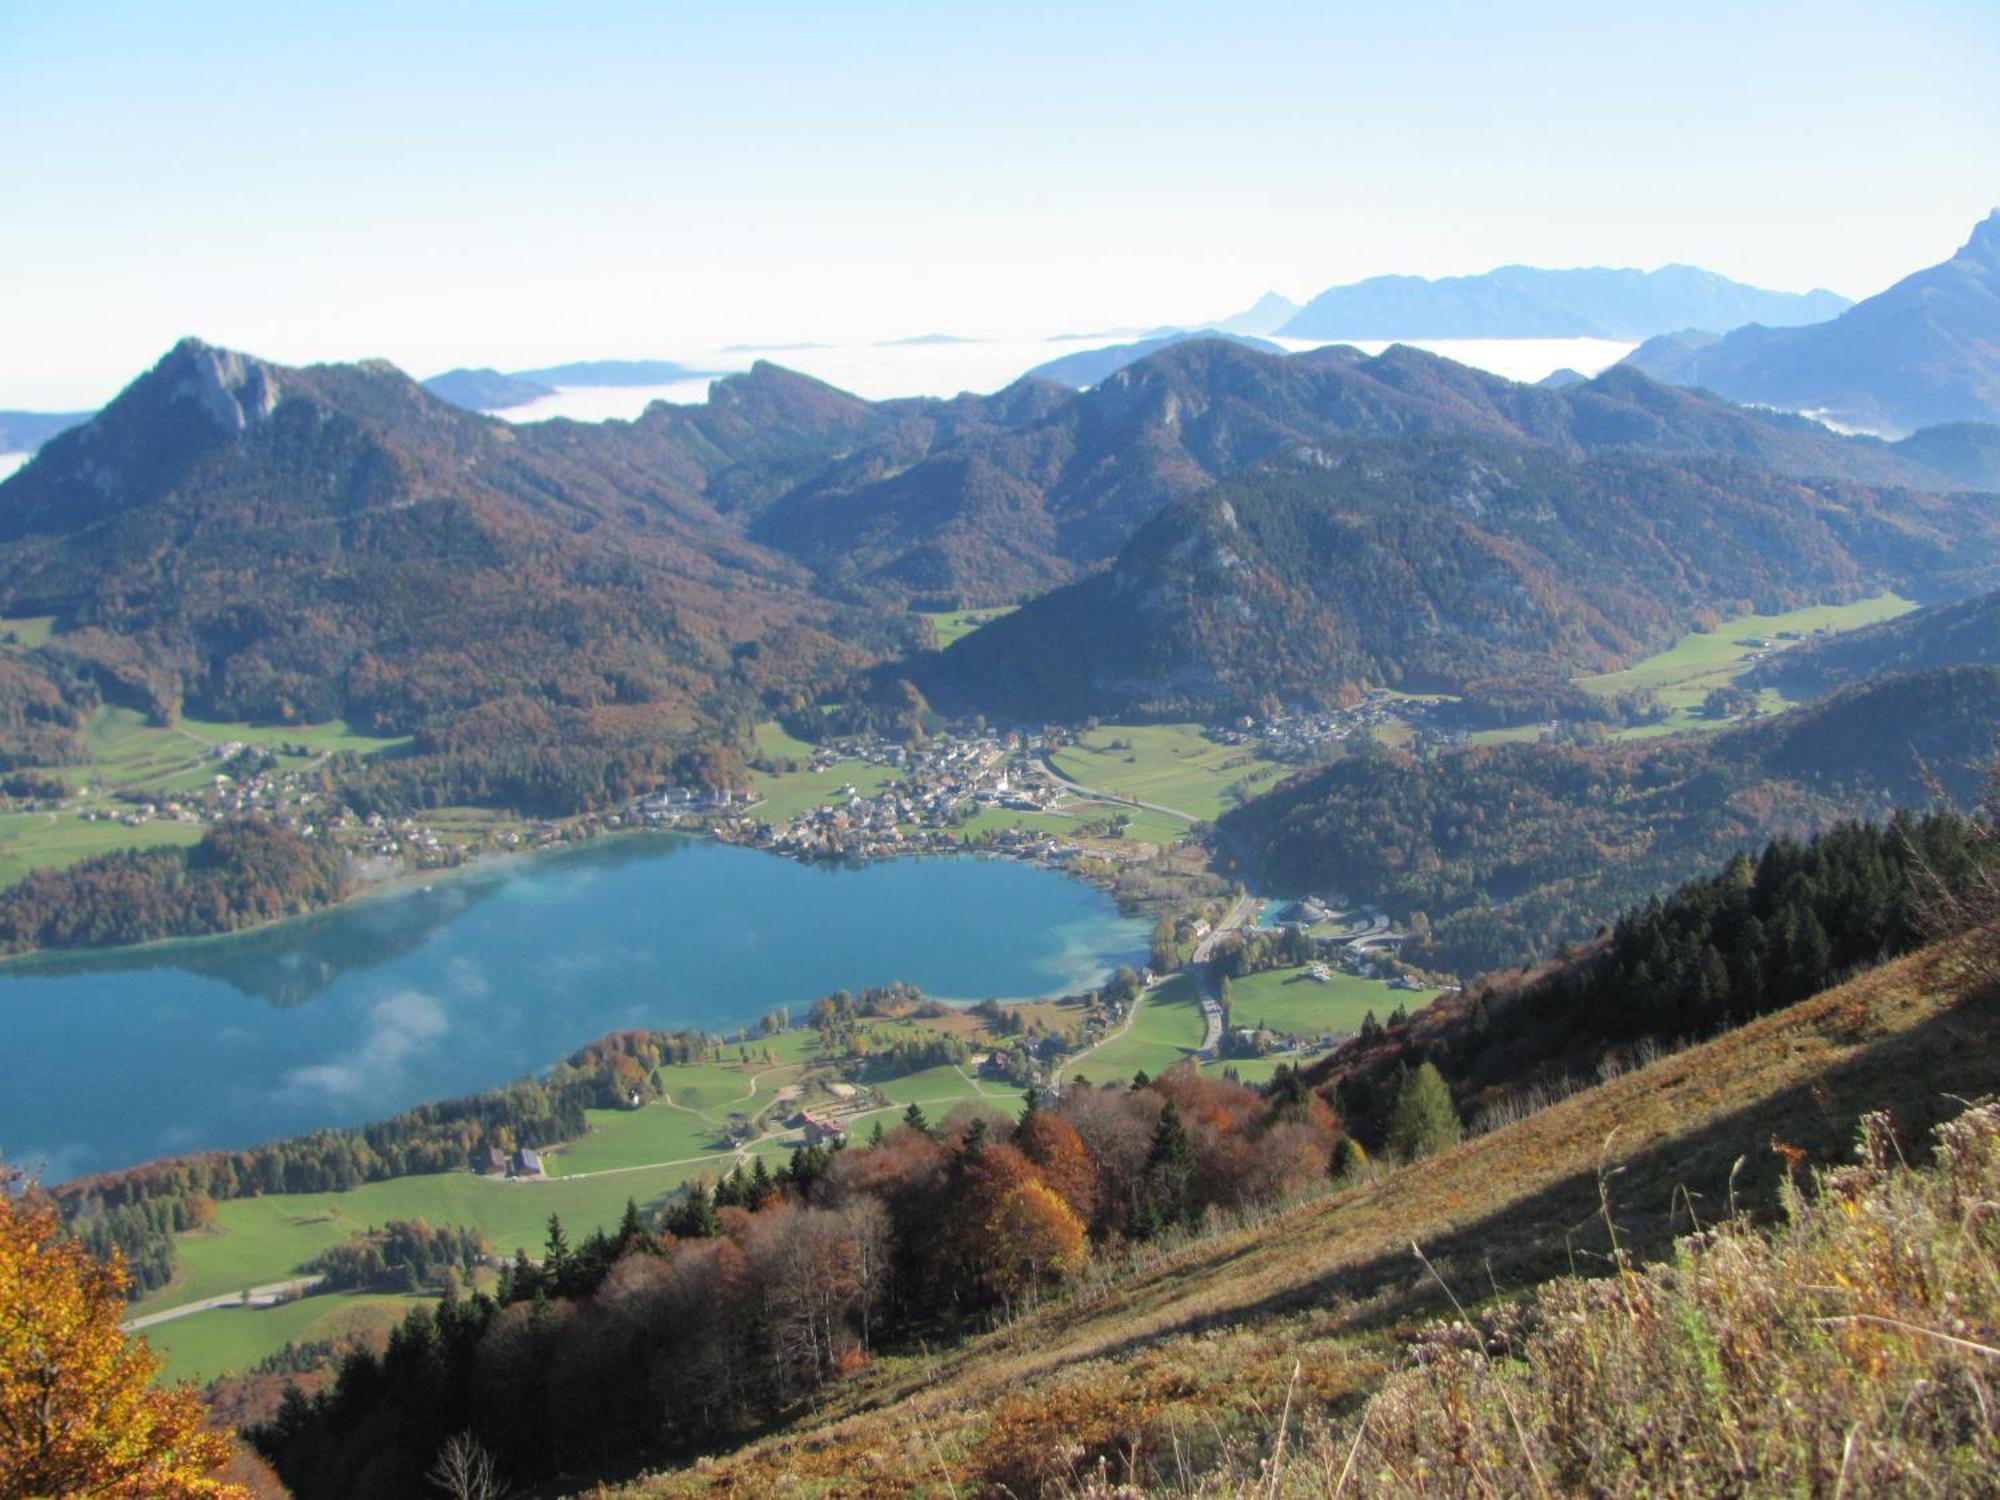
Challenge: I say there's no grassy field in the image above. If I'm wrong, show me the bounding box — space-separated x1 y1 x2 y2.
127 1153 788 1328
751 720 819 763
1050 724 1285 823
745 758 900 824
1579 594 1916 738
123 1004 1037 1380
0 614 57 649
71 704 408 793
546 1049 796 1177
142 1292 429 1386
1226 965 1436 1040
0 809 206 888
919 606 1017 650
1067 973 1206 1083
1201 1051 1330 1085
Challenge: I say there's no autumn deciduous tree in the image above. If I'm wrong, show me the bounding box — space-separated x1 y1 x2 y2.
0 1188 244 1498
1014 1109 1099 1225
983 1180 1086 1296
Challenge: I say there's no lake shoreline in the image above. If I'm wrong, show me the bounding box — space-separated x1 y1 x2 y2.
0 812 1173 973
5 833 1151 1179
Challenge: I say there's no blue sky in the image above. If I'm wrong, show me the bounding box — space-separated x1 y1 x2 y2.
3 0 1997 406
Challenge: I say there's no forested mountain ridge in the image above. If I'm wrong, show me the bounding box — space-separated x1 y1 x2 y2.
920 438 2000 723
1620 208 2000 436
0 340 900 809
749 337 1980 604
5 334 1993 808
1220 664 2000 973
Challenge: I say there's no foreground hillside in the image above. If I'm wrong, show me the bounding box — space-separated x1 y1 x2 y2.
608 936 1998 1497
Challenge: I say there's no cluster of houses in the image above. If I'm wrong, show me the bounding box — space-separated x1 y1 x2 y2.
1208 692 1461 757
647 728 1090 867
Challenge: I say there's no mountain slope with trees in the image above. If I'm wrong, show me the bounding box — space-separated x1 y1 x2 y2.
755 338 1977 605
922 438 2000 724
1620 209 2000 436
1220 665 2000 973
0 341 906 812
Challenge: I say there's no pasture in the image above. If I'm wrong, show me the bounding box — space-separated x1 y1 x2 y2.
1050 724 1285 823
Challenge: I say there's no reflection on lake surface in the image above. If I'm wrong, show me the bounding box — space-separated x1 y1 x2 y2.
3 836 1147 1180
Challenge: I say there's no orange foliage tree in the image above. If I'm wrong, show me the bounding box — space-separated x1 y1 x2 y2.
0 1188 244 1499
1014 1108 1099 1225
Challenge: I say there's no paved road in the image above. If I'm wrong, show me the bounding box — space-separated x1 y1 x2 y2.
1190 892 1257 1057
123 1275 325 1333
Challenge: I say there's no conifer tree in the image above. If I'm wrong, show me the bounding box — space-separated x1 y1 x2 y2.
1385 1061 1461 1162
1135 1101 1198 1234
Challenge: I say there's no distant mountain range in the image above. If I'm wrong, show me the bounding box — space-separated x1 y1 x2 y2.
0 410 92 454
421 358 724 412
1620 210 2000 436
420 368 555 411
1274 264 1849 342
1208 292 1301 336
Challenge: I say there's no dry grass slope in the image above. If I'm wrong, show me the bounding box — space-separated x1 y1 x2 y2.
609 939 1999 1498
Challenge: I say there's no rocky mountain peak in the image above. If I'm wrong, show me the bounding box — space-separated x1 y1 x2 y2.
157 337 281 433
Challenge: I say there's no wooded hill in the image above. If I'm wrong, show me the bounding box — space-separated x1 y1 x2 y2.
1749 583 2000 698
921 437 2000 724
1220 665 2000 974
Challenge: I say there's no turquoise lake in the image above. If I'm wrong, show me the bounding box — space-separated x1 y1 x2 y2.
2 836 1147 1180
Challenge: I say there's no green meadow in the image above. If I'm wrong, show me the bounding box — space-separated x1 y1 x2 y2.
1050 723 1286 823
1579 594 1916 739
1226 964 1436 1040
919 605 1017 649
1066 973 1207 1083
142 1292 430 1387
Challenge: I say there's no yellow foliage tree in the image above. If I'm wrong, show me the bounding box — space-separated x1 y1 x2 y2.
984 1179 1087 1296
0 1189 244 1499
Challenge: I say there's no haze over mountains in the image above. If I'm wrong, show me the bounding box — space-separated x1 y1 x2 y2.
1272 264 1849 341
0 410 92 452
1621 210 2000 435
421 358 725 413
